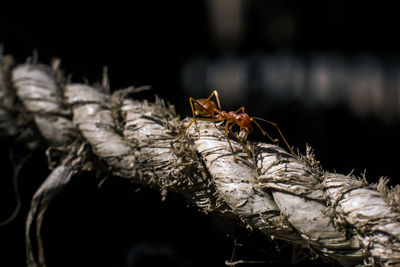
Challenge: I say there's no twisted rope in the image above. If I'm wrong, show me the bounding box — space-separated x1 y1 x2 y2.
1 53 400 266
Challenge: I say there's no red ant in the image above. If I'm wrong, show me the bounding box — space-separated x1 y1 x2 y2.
175 90 297 162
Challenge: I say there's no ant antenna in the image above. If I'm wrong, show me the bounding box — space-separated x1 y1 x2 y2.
251 117 297 157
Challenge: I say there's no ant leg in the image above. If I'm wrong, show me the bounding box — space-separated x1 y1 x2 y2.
207 90 222 111
228 123 252 159
234 106 245 114
224 121 237 162
175 117 224 141
175 119 196 141
175 97 206 141
188 97 201 139
250 119 278 143
251 118 297 157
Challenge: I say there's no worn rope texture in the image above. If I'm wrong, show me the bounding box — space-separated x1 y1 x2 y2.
1 53 400 267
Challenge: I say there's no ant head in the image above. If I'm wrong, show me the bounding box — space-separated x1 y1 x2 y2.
235 113 252 131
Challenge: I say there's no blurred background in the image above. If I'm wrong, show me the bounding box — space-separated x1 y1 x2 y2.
1 0 400 266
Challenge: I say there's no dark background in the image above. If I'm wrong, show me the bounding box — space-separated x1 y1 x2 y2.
1 1 400 266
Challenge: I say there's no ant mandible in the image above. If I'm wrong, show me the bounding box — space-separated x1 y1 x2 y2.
175 90 297 162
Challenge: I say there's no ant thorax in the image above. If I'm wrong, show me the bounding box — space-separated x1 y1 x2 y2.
218 111 236 120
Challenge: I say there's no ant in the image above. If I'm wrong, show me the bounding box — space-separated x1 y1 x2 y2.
175 90 297 162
